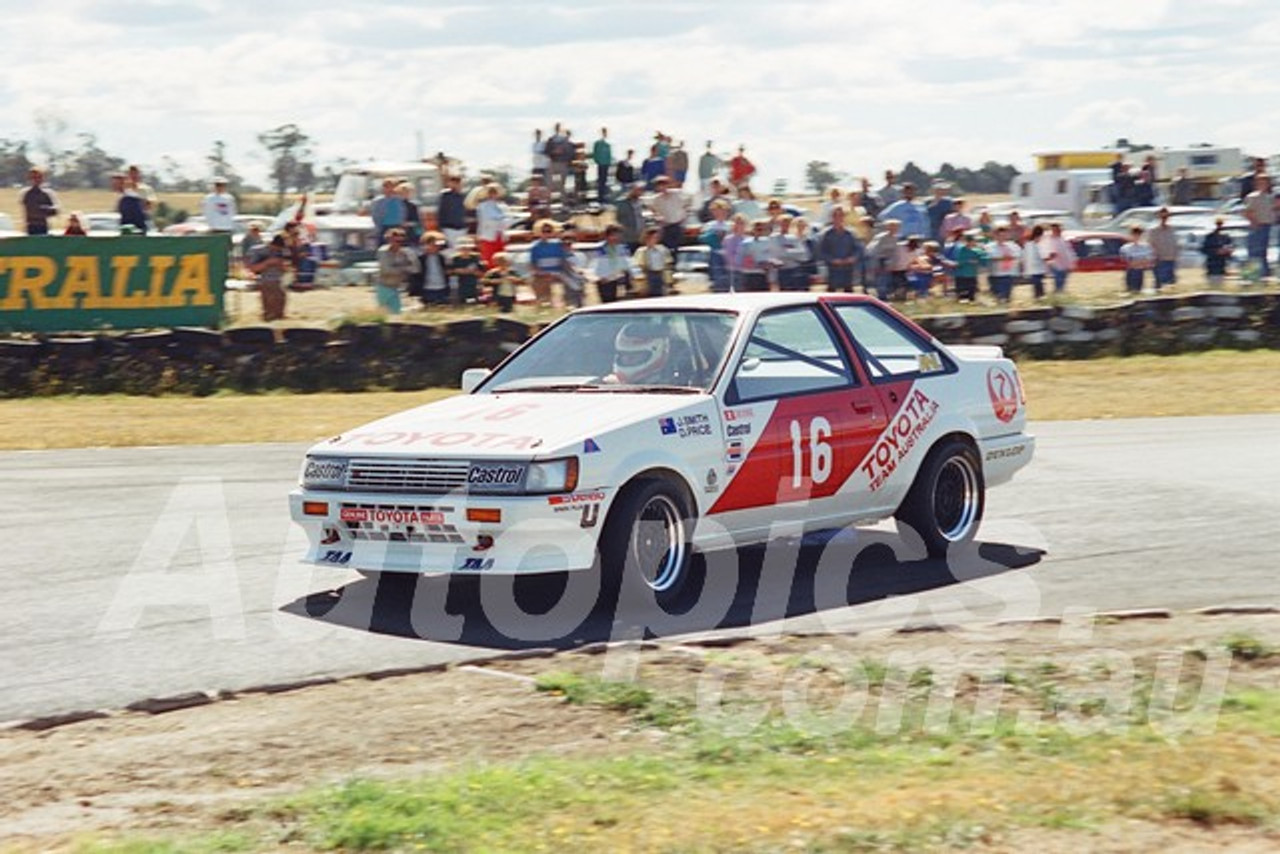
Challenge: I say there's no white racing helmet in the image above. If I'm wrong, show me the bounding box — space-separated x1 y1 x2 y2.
613 321 671 384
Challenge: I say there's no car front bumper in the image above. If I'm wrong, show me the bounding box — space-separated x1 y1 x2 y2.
289 488 612 575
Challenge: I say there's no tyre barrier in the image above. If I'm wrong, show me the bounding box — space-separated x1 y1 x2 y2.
1 292 1277 398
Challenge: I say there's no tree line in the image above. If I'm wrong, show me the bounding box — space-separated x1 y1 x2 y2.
805 159 1021 196
0 121 329 203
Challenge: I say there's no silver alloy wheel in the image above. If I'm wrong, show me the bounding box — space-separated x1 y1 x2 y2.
933 454 981 542
631 493 687 592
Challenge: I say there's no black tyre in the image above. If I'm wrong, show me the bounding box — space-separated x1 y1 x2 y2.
599 478 695 609
895 439 985 558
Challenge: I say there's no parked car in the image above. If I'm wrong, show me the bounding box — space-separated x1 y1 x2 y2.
1101 206 1206 233
83 212 122 236
1065 231 1128 272
290 293 1034 606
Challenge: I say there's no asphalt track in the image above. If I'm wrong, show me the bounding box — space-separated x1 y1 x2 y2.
2 415 1277 722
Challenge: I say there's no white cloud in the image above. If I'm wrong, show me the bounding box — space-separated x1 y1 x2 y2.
5 0 1278 190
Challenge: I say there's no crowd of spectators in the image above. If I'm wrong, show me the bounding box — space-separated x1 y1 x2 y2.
16 132 1279 319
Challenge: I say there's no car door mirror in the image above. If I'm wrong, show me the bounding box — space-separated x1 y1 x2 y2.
460 368 490 392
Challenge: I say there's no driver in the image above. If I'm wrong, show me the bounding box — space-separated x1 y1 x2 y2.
609 321 671 384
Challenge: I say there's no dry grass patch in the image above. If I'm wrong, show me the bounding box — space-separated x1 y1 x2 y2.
1 350 1277 450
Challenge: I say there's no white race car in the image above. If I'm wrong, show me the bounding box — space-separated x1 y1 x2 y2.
290 293 1034 606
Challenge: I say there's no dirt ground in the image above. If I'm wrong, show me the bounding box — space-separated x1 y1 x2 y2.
2 611 1278 852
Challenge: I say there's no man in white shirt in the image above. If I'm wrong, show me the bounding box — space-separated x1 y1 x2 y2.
651 176 689 253
201 179 238 233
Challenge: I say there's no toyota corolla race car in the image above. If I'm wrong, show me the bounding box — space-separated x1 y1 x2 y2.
290 293 1034 605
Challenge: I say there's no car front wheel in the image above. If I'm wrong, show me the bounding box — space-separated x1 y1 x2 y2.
895 439 985 558
599 478 695 609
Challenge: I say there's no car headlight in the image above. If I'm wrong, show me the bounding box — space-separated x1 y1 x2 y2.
523 457 579 494
302 456 349 489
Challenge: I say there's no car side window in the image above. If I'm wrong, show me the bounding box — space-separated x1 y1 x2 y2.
728 307 854 403
831 303 950 381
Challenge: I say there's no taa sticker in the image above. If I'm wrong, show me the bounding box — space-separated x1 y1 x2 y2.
319 549 352 565
458 557 495 571
987 366 1019 423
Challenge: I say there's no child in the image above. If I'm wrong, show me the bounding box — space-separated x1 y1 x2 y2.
482 252 521 313
632 226 673 297
1120 226 1154 294
528 218 566 306
987 226 1022 302
952 233 987 302
449 238 483 305
419 231 450 306
905 237 931 299
558 232 586 308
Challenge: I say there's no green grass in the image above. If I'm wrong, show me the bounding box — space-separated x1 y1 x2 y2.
79 682 1280 853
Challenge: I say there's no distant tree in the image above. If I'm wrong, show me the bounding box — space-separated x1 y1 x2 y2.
772 178 789 197
62 132 125 189
899 161 932 190
318 157 357 193
257 123 315 202
206 140 243 191
0 138 34 185
33 109 69 176
805 161 841 194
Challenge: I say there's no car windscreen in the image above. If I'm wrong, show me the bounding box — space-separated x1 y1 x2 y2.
482 310 738 394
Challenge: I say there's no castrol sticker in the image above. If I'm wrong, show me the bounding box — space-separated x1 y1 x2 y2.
986 366 1019 423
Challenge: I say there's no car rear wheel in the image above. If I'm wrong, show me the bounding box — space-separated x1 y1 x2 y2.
600 479 695 609
895 439 985 558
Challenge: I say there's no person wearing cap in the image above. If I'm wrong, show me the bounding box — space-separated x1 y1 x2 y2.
529 219 567 306
200 178 238 233
1146 208 1180 291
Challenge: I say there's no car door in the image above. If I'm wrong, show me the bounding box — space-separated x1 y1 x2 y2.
708 305 888 539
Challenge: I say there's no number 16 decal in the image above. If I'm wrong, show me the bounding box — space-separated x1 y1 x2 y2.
789 416 833 488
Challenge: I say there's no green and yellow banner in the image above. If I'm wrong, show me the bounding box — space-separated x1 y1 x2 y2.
0 236 228 333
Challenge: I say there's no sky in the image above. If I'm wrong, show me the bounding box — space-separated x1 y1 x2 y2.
3 0 1279 191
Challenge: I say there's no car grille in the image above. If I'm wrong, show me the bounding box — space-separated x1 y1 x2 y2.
340 502 465 544
346 458 471 494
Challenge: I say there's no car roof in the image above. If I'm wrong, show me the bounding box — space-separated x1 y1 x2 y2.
580 291 877 315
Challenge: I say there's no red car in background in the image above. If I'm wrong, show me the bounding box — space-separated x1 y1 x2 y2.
1065 231 1128 272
